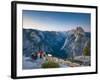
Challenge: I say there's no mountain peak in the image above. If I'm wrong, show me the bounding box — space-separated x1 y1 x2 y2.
74 26 85 36
76 27 84 32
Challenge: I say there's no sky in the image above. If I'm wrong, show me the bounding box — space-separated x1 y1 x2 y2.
23 10 91 32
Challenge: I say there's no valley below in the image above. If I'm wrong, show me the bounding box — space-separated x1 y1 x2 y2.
23 27 91 69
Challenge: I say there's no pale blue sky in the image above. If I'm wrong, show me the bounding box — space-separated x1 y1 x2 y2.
23 10 91 32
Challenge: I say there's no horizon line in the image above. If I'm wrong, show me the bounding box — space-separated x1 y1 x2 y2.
23 27 90 32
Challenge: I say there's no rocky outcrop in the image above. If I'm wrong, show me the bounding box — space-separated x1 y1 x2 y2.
23 27 90 59
61 27 90 57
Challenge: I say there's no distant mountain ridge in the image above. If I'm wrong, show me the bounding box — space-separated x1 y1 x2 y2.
23 27 90 59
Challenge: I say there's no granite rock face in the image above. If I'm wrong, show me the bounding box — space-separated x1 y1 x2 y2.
23 27 90 59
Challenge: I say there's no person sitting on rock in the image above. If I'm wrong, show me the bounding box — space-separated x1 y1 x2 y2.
40 51 44 58
31 52 37 60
